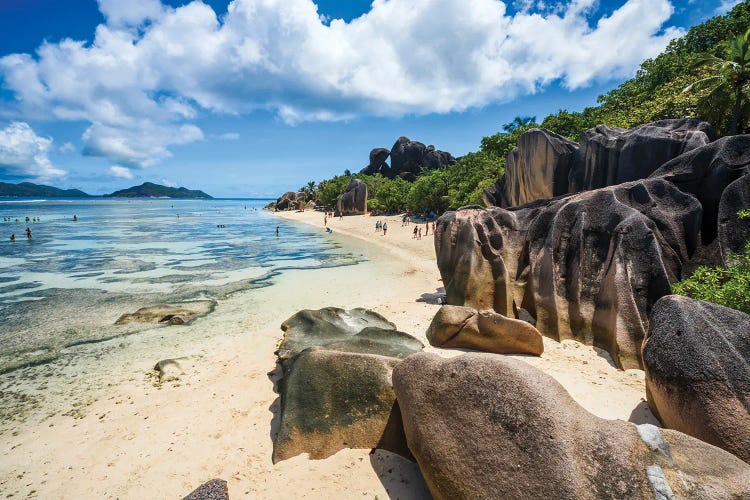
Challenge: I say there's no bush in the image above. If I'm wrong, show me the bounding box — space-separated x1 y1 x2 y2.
672 242 750 314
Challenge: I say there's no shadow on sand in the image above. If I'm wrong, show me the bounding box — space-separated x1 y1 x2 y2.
416 287 445 305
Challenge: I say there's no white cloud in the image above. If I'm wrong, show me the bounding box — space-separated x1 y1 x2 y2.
0 0 684 165
0 122 66 178
218 132 240 140
59 142 75 153
715 0 741 15
109 165 134 179
161 178 177 187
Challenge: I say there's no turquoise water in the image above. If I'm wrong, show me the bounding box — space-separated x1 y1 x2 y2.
0 198 358 373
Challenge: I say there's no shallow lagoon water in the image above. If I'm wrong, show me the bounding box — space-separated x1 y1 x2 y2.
0 198 360 373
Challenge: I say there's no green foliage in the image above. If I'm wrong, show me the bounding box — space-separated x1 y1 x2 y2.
316 175 351 208
502 116 537 133
357 174 411 213
672 243 750 314
739 208 750 219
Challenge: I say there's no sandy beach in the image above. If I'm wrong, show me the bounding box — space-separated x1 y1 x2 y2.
0 209 657 499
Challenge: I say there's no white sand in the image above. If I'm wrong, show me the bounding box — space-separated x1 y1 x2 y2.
0 209 657 499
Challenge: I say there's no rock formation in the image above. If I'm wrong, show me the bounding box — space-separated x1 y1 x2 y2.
719 173 750 262
359 137 456 181
435 178 701 369
393 352 750 499
115 302 214 326
643 295 750 463
335 179 368 216
426 305 543 355
483 129 579 207
274 191 306 211
273 307 423 463
183 479 229 500
569 118 715 193
154 359 183 383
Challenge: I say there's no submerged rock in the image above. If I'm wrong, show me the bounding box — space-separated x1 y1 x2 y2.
643 295 750 463
115 301 214 326
183 479 229 500
335 179 368 216
393 352 750 499
435 178 701 369
427 305 543 355
273 307 423 463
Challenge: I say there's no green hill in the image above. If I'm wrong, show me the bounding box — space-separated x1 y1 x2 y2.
0 182 92 198
106 182 212 199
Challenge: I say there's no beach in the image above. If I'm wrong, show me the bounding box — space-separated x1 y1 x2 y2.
1 208 656 499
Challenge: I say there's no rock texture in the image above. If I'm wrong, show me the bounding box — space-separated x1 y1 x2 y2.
427 305 543 355
569 118 715 193
115 302 214 326
719 173 750 262
274 191 306 211
359 137 456 181
360 148 392 177
154 359 183 383
483 128 579 207
273 307 423 463
183 479 229 500
335 179 368 216
393 352 750 500
643 295 750 463
435 178 701 369
650 134 750 245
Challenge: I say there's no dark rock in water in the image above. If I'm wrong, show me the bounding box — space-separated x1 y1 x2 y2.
274 191 306 211
115 302 214 326
650 135 750 244
360 148 392 176
393 352 750 500
483 128 579 207
427 305 543 355
643 295 750 463
389 137 456 179
719 173 750 262
273 307 423 463
183 478 229 500
335 178 368 215
435 178 701 369
569 118 714 193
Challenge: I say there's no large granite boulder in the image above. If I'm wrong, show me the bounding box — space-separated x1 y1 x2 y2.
650 134 750 244
569 118 715 193
427 305 543 356
360 148 392 176
273 307 423 463
483 128 579 207
719 173 750 262
435 178 702 369
393 352 750 499
335 179 368 216
115 301 214 326
643 295 750 463
389 137 456 180
274 191 306 210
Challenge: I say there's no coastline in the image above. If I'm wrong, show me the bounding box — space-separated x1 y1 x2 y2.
1 209 657 499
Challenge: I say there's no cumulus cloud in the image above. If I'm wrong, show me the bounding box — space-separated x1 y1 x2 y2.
109 165 135 179
0 0 684 165
715 0 742 15
0 122 66 178
59 142 75 153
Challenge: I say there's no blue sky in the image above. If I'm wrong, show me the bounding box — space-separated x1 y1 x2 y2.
0 0 741 197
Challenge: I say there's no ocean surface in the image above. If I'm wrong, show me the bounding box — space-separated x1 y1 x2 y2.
0 198 360 374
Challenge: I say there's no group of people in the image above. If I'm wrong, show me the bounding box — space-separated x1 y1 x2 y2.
9 227 32 241
374 220 388 235
3 216 40 222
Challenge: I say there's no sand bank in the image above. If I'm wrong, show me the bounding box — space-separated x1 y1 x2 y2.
0 209 656 499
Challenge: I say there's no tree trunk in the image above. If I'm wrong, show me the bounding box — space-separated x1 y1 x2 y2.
730 85 742 135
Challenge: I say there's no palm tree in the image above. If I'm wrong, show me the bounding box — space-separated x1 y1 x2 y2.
502 115 537 133
686 27 750 135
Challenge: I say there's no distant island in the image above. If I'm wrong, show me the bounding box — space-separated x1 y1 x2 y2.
106 182 212 199
0 181 92 198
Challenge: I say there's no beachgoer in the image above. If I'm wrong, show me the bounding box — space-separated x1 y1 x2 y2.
73 215 78 222
25 227 32 239
425 221 429 235
324 216 328 226
276 226 280 236
413 226 418 239
10 234 15 241
418 227 422 240
326 227 333 234
382 222 387 235
432 222 435 233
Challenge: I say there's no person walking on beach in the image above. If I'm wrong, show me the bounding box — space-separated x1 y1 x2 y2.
418 227 422 240
324 215 328 227
425 221 429 236
413 226 418 239
432 221 435 234
382 221 387 236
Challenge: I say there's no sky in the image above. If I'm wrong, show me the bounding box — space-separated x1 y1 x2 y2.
0 0 742 197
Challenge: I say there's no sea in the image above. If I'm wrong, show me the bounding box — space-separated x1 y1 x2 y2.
0 197 360 376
